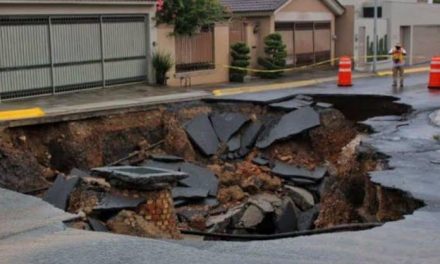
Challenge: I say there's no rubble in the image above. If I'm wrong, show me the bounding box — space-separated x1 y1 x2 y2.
285 185 315 211
43 175 80 210
238 205 265 229
184 113 219 156
257 107 321 148
275 198 299 233
88 217 109 232
297 205 320 231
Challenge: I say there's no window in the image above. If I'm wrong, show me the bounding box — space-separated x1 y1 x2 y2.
363 7 382 18
175 26 215 72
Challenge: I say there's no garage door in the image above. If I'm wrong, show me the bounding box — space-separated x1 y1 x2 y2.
0 15 149 100
413 26 440 64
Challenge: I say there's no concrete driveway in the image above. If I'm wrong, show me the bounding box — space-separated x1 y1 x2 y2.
1 73 440 264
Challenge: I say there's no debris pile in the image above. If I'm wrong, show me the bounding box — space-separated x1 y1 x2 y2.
3 93 422 240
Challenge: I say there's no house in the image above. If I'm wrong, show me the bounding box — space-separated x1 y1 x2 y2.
222 0 345 68
0 0 157 100
336 0 440 70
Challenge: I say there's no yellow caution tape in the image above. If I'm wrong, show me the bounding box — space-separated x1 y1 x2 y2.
0 107 45 121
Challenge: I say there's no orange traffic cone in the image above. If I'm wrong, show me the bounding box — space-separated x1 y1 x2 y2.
338 56 352 87
428 56 440 89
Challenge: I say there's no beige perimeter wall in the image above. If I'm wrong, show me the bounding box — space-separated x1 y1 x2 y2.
157 24 229 87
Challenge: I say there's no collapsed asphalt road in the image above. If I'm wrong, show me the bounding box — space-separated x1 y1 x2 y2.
1 73 440 263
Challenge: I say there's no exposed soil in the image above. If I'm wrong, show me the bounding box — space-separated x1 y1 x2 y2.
0 94 423 240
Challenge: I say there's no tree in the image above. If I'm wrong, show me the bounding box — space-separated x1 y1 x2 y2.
156 0 229 36
257 33 287 79
229 42 251 82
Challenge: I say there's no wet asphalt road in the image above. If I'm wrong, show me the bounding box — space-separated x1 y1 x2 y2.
1 73 440 264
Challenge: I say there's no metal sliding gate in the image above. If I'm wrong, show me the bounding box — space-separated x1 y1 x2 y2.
0 15 149 101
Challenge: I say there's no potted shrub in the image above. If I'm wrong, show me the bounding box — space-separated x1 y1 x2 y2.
152 52 174 85
229 42 251 82
257 33 287 79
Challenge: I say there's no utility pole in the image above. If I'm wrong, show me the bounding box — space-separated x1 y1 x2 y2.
373 0 378 73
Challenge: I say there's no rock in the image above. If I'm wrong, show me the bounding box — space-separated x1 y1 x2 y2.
200 198 219 207
241 121 263 148
43 175 80 211
177 207 209 230
88 218 109 232
81 176 111 191
238 205 265 228
269 99 313 110
227 134 241 152
271 161 327 182
297 205 320 231
316 102 333 109
240 175 262 194
285 178 317 186
252 156 270 166
206 205 243 227
210 112 249 142
257 107 321 148
285 185 315 211
93 194 145 212
217 186 246 203
150 154 184 163
172 187 209 200
275 198 299 233
107 210 168 239
184 114 219 156
92 166 187 190
248 195 275 213
163 115 196 161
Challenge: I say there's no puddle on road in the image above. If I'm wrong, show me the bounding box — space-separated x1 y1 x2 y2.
0 94 423 241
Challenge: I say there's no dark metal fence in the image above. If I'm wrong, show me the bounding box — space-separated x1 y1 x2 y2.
0 15 150 101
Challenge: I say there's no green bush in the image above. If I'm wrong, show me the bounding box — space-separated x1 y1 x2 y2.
257 33 287 79
230 42 251 82
152 52 174 85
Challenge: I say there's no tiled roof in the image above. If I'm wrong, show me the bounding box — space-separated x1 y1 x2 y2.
0 0 155 3
220 0 289 13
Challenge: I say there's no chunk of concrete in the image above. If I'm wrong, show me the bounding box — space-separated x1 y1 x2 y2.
184 114 219 156
88 218 109 232
92 166 188 190
210 112 249 142
285 185 315 211
257 107 321 148
241 121 263 148
150 154 184 163
269 99 313 110
239 205 265 228
172 187 209 200
248 195 275 213
93 194 145 212
271 162 327 182
43 175 80 211
206 205 243 227
297 205 320 231
275 198 298 233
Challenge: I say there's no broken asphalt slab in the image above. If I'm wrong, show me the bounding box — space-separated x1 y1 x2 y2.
150 154 185 163
256 107 320 148
184 114 219 156
210 112 249 142
269 98 313 110
43 175 80 211
241 121 264 148
172 187 209 200
142 160 219 196
91 166 188 190
272 162 327 182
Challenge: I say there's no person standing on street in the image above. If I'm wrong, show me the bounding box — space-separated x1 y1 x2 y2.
389 43 407 89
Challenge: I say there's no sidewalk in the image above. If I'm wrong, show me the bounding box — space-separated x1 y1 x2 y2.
0 66 430 127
